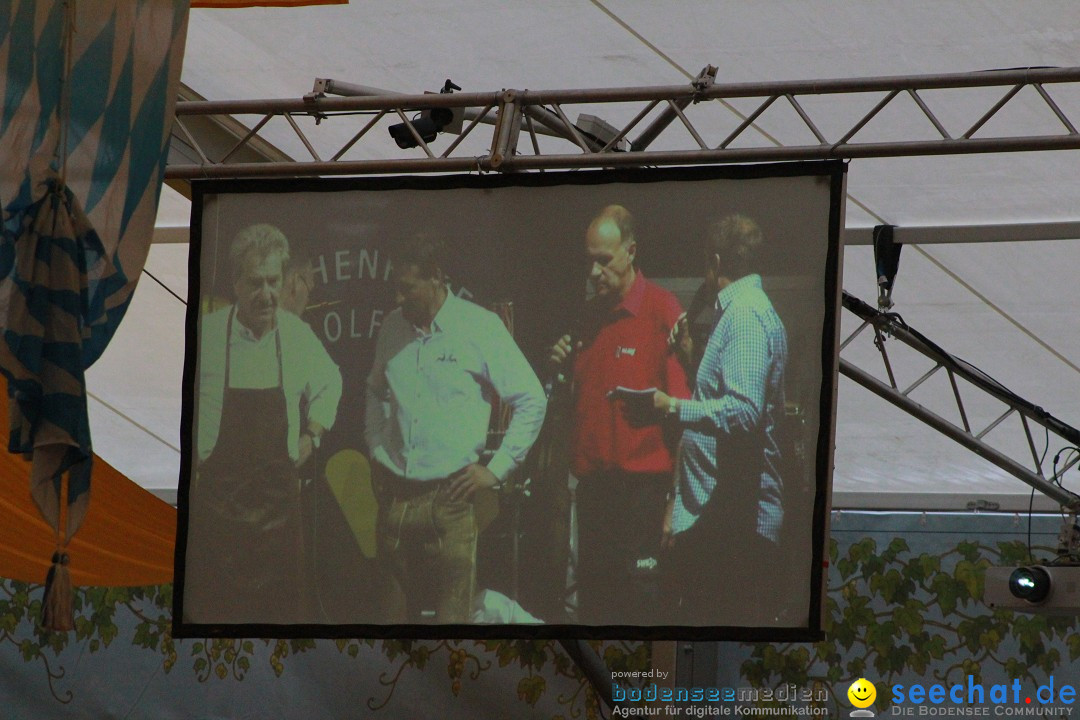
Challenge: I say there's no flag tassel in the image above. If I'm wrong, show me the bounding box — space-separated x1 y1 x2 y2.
42 550 74 632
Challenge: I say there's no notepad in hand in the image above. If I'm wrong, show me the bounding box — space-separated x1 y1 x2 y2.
607 386 658 402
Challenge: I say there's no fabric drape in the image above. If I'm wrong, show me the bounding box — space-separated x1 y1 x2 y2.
0 0 189 621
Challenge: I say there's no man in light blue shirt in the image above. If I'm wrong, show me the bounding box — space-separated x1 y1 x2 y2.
651 214 789 625
364 236 547 623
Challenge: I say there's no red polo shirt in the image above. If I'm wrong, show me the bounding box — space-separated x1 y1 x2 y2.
569 273 691 477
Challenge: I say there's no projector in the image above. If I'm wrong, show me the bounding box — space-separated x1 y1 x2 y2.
984 565 1080 614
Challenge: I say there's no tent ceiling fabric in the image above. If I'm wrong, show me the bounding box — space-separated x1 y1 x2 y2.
191 1 344 7
0 381 176 586
96 1 1080 510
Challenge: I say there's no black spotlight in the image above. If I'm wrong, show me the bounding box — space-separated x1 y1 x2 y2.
388 110 450 149
1009 566 1052 604
388 79 461 149
873 223 901 310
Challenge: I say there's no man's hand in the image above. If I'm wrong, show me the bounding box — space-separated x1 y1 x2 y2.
448 463 499 501
548 334 580 366
652 390 677 414
620 389 674 427
297 432 314 467
667 312 687 348
296 424 326 468
668 312 695 370
662 494 676 550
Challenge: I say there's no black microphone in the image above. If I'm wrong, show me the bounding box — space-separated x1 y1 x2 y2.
544 333 574 398
686 279 713 325
544 315 587 398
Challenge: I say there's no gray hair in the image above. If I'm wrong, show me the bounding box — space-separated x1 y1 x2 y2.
230 224 290 282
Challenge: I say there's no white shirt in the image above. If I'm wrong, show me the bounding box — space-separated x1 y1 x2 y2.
364 293 547 482
197 307 343 462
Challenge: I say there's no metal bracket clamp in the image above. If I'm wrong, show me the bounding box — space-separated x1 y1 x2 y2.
691 64 718 96
302 90 328 125
488 90 521 170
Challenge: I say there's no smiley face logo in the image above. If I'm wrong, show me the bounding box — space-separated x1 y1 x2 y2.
847 678 876 709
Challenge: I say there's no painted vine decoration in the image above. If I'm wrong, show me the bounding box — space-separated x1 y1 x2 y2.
741 538 1080 713
10 535 1074 717
0 577 624 715
1 579 71 703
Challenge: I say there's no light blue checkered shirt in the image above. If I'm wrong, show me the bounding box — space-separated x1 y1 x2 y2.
670 274 788 542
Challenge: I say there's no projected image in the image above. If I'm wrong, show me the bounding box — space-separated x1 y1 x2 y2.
175 164 844 640
184 223 343 625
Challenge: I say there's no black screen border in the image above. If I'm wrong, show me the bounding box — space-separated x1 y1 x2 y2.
172 161 846 642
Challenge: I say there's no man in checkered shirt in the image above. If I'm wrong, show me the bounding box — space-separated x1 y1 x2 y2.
651 214 789 625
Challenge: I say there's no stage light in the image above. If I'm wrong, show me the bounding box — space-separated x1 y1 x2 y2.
388 79 463 149
873 223 901 310
1008 566 1051 603
389 112 445 149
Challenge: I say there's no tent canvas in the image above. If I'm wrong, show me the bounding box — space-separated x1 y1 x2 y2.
85 2 1080 512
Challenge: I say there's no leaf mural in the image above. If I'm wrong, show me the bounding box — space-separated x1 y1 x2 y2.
741 538 1080 714
0 577 626 716
4 534 1080 717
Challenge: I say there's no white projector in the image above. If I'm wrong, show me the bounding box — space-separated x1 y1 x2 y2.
984 565 1080 614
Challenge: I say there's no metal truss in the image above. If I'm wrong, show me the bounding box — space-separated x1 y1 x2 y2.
164 68 1080 510
839 292 1080 510
165 66 1080 179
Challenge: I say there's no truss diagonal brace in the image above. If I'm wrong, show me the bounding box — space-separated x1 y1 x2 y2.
167 66 1080 180
840 292 1080 510
839 360 1080 510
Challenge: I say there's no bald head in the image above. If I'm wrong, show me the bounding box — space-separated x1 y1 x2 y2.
587 205 635 250
585 205 637 301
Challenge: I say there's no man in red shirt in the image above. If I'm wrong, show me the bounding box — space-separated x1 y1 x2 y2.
550 204 691 625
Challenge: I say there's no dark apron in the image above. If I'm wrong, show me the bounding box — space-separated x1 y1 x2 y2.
187 308 303 623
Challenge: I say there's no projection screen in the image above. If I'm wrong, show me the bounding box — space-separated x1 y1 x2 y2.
174 163 845 641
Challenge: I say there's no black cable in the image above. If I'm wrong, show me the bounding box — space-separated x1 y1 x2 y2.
1038 426 1050 476
847 294 1080 562
1027 485 1036 563
979 65 1061 72
321 110 383 117
1028 427 1051 562
869 301 1061 429
143 268 186 306
845 291 1080 451
889 311 1020 401
868 304 1011 397
1054 448 1080 494
1044 447 1080 565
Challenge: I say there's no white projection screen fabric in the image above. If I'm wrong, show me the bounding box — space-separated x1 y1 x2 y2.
174 163 845 641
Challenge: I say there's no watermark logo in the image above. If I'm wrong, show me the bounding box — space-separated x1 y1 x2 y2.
890 676 1078 715
849 679 877 718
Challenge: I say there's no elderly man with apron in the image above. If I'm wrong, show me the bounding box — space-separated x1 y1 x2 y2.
184 224 341 625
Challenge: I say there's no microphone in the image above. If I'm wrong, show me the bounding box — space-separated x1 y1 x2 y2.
544 333 574 398
666 280 712 371
686 279 713 324
544 316 587 398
